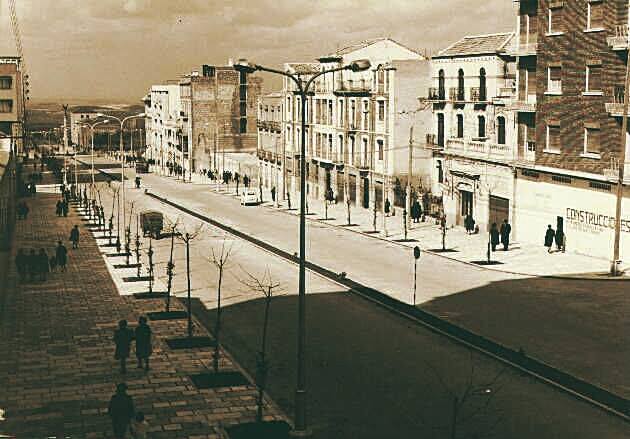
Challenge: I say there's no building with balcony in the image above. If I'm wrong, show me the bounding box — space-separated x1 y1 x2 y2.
0 56 24 155
428 32 518 232
257 93 283 193
276 37 432 213
144 63 262 178
509 0 630 262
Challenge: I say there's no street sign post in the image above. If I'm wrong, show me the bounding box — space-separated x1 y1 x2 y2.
413 246 420 305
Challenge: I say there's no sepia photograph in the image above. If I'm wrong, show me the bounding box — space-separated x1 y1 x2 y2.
0 1 629 438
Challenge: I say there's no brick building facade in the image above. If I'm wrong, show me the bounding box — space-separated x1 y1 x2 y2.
511 0 630 261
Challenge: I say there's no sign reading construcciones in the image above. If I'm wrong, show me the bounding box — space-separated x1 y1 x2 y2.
566 208 630 234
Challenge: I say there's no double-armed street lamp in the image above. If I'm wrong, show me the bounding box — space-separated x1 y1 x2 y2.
96 112 145 246
76 119 109 201
233 57 371 435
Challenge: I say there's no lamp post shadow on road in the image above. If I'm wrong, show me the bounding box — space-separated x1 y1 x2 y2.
234 57 371 436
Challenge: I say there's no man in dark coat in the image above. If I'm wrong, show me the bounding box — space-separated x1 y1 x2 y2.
70 225 80 249
384 198 391 217
15 248 27 282
56 241 68 272
114 319 135 374
108 383 135 439
62 200 69 217
500 219 511 251
56 200 63 217
38 248 49 281
544 225 555 253
411 200 422 223
490 223 500 252
555 228 565 252
135 316 152 371
27 249 38 281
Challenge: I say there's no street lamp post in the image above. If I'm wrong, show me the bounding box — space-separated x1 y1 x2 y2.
97 112 145 248
76 119 109 202
234 57 371 434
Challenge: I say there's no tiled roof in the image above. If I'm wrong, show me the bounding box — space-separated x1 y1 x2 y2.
436 33 514 58
321 37 421 59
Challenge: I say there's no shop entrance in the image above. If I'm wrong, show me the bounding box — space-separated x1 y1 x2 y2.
459 190 473 225
489 195 510 229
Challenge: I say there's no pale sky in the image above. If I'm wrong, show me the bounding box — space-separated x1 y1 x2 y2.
0 0 515 102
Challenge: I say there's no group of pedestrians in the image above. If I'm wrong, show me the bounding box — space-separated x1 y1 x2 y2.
489 219 512 252
14 241 68 282
108 317 153 437
55 199 69 217
544 224 565 253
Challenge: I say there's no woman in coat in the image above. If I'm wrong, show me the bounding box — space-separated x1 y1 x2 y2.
135 316 152 371
544 225 555 253
114 320 135 374
490 223 500 252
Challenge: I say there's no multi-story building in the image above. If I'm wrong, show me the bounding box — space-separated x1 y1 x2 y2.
428 33 517 232
0 56 24 154
510 0 630 261
266 38 432 213
144 63 262 178
70 106 144 153
257 92 283 192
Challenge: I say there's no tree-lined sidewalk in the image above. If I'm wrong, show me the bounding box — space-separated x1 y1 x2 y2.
0 193 286 438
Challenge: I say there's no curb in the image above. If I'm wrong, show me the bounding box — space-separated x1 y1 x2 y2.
145 189 630 423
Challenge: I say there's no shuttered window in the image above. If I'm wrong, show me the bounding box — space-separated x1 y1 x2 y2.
546 124 561 152
587 1 603 30
0 100 13 113
584 127 600 155
0 77 11 89
586 64 602 92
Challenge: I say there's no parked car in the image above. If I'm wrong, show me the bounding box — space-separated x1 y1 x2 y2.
240 190 259 206
140 210 163 238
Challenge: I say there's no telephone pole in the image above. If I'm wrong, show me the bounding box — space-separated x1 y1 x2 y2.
406 125 414 234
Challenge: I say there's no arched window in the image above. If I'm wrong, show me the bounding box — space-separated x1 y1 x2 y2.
456 114 464 138
497 116 506 144
437 113 445 147
438 69 445 100
457 69 465 101
478 115 486 138
479 68 487 101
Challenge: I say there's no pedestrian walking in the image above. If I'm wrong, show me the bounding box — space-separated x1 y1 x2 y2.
135 316 152 371
38 248 49 281
49 255 57 273
130 411 149 439
62 200 69 217
555 228 565 252
114 320 135 374
500 219 511 251
244 175 249 188
15 248 27 282
464 214 475 234
490 223 500 252
70 225 80 249
411 200 422 223
27 249 37 281
56 200 63 217
544 225 555 253
271 186 276 203
56 241 68 272
384 198 391 217
108 383 135 439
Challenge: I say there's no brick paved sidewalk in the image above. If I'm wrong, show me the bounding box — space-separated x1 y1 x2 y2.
0 193 286 438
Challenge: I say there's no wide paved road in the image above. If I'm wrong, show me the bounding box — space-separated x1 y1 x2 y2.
84 158 628 438
119 163 629 399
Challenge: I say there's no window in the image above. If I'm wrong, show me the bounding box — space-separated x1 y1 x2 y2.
287 97 292 118
477 115 486 138
338 100 344 126
457 69 465 100
584 126 600 156
363 100 369 129
438 70 445 100
377 139 384 160
479 68 487 101
0 100 13 113
546 123 561 152
587 1 603 30
328 100 333 125
0 77 11 89
497 116 506 144
586 64 602 92
456 114 464 138
548 6 563 34
378 101 385 121
547 66 562 93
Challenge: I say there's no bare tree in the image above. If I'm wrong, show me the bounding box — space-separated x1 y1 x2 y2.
177 222 204 338
209 240 234 373
239 268 283 424
163 217 180 312
421 352 507 439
